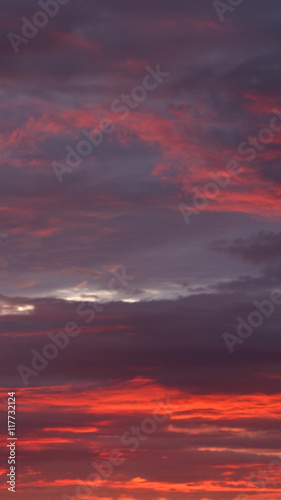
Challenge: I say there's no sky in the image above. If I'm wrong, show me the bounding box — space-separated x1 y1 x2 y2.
1 0 281 499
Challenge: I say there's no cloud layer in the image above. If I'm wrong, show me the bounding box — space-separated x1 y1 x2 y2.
1 1 281 499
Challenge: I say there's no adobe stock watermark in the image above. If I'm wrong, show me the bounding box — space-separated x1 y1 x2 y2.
62 397 174 500
7 0 71 54
223 289 281 353
234 453 281 499
17 267 135 386
179 109 281 226
52 64 170 183
213 0 244 22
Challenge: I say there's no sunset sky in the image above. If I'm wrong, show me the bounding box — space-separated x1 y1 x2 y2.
1 0 281 499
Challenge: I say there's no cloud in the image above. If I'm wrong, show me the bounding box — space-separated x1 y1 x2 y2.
213 231 281 263
1 1 281 499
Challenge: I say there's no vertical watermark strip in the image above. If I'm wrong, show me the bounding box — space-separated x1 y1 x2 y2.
7 391 17 493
